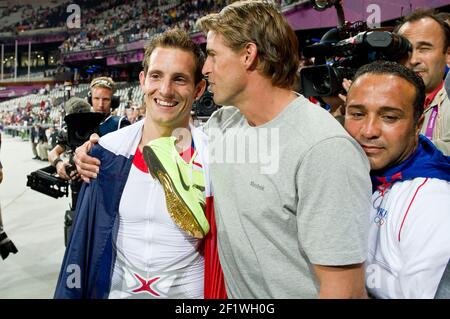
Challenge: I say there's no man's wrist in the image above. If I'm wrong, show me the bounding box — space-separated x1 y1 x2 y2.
52 157 63 167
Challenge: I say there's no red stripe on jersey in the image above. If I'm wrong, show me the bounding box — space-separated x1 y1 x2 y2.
133 146 149 173
398 178 429 242
204 196 227 299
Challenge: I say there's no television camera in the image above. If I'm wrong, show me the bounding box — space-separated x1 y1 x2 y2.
193 79 221 120
300 0 412 97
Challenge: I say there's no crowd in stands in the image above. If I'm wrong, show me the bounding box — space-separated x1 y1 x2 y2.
61 0 227 53
0 4 22 19
0 0 70 33
2 0 300 34
62 0 300 53
1 0 300 52
0 98 59 139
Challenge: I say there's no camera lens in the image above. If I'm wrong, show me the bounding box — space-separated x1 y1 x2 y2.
312 69 331 96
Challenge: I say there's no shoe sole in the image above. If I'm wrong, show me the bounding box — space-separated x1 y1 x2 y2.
143 145 206 239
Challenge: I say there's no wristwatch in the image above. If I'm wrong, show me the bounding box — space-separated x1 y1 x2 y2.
52 157 63 167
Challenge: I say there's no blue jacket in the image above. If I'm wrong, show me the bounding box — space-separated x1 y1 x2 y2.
54 121 142 298
371 135 450 192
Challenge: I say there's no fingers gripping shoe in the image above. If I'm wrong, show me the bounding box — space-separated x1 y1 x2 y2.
143 136 209 239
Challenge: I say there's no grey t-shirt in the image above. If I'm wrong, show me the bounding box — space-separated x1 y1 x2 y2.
204 95 371 298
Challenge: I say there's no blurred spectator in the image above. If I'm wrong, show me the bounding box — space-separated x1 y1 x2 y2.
127 87 133 101
36 128 49 161
395 9 450 155
30 123 42 160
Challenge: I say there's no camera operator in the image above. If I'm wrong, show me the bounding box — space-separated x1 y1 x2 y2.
395 9 450 155
48 77 130 179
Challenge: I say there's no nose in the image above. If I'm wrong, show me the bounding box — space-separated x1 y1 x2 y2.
159 78 174 97
361 116 382 140
407 49 421 68
202 57 211 77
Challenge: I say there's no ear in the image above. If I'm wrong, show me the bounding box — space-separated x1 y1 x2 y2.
139 70 146 88
241 42 258 71
194 79 207 100
416 114 425 135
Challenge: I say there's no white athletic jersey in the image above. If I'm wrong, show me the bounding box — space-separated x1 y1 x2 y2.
366 177 450 299
108 146 205 299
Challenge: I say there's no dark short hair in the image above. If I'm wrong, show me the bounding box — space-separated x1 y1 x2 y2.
142 28 205 84
436 11 450 24
351 61 425 124
395 8 450 52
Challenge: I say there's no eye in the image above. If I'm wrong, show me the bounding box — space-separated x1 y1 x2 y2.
149 73 160 80
418 46 431 53
175 76 187 83
382 115 399 122
349 111 364 119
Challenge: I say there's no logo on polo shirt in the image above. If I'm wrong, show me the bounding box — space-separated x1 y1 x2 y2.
374 207 388 226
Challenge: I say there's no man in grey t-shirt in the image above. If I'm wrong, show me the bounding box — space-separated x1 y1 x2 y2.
75 1 372 299
196 1 371 298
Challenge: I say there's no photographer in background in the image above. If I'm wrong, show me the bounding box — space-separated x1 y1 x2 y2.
396 9 450 155
88 76 130 136
0 131 18 260
49 77 130 180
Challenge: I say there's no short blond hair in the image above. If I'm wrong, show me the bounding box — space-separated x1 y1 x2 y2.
197 0 299 89
90 76 115 93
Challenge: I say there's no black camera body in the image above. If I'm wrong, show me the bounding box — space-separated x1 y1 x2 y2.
192 79 222 119
193 90 219 117
64 112 106 149
300 19 412 97
26 165 69 199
